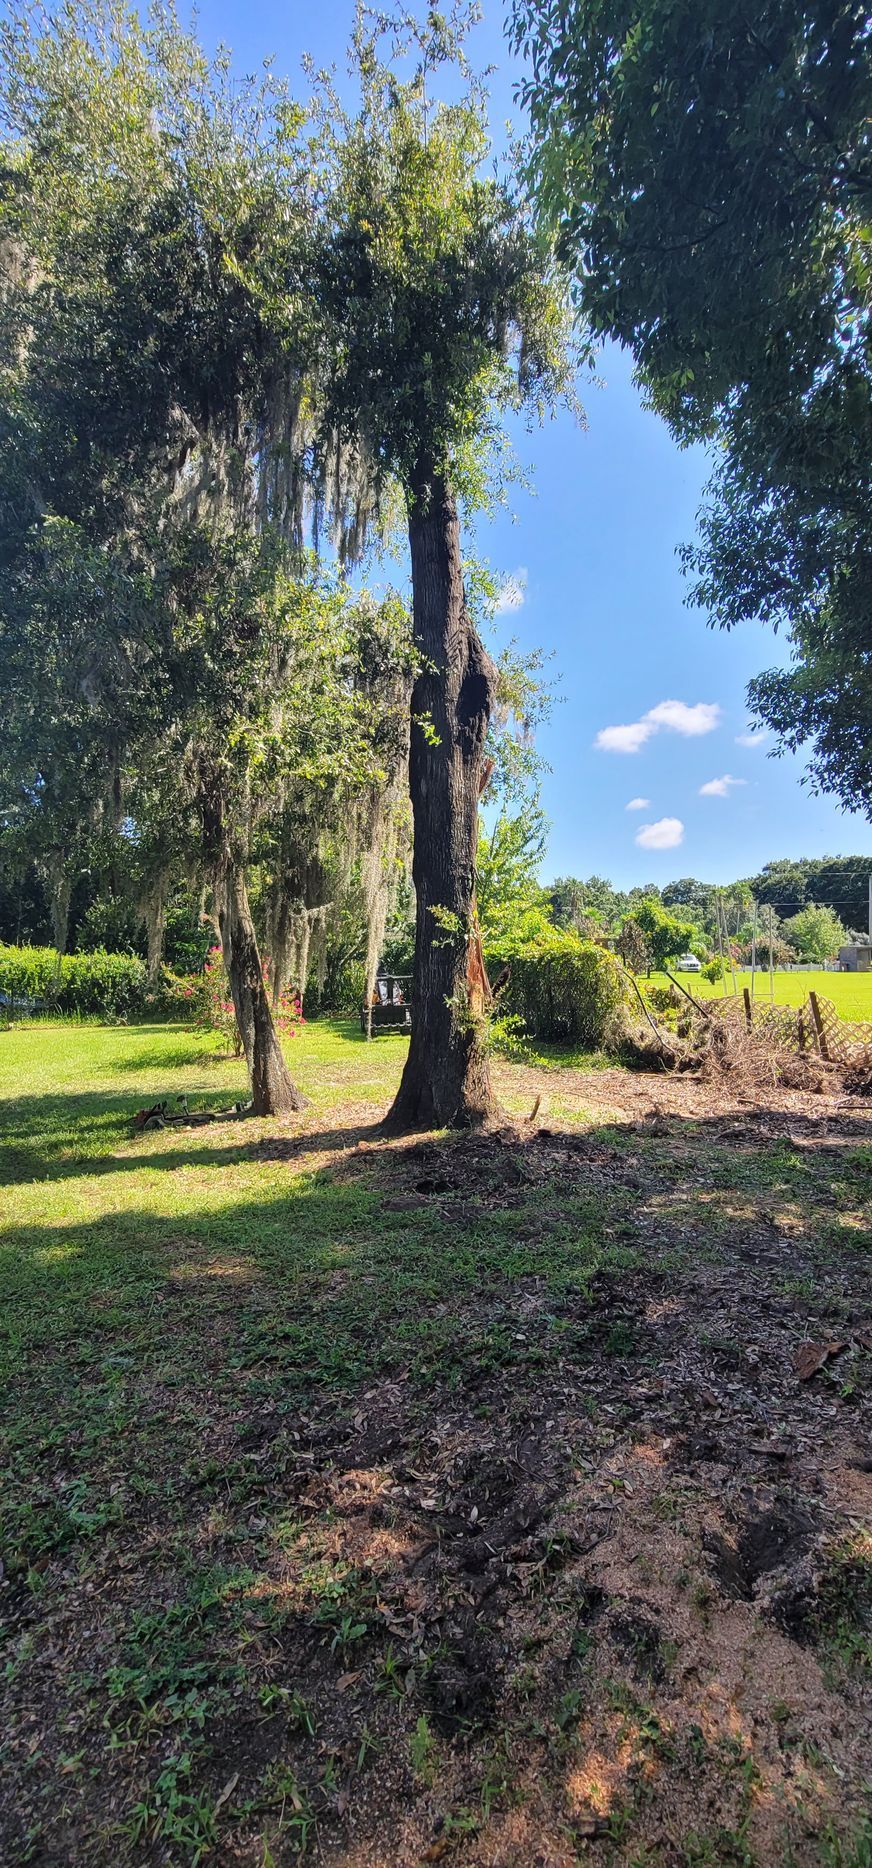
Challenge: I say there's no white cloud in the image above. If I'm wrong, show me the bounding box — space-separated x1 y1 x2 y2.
625 796 650 811
635 816 685 851
493 568 527 614
596 721 652 754
595 698 721 753
699 773 747 797
735 728 769 748
643 700 722 737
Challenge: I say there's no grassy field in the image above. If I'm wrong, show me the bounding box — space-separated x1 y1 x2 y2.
1 1021 870 1866
651 969 872 1017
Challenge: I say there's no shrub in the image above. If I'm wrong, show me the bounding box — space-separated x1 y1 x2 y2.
195 948 302 1053
77 896 143 955
645 982 681 1016
0 944 147 1017
309 960 366 1017
144 967 212 1021
492 929 627 1049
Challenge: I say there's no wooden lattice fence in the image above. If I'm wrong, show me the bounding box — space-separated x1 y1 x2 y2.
713 990 872 1067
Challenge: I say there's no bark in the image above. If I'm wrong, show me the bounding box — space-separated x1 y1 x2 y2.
142 875 168 985
201 779 308 1117
385 465 498 1131
44 857 71 999
217 866 309 1116
48 861 71 957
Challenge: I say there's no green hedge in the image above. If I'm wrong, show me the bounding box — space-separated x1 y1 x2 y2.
0 944 147 1018
493 931 627 1049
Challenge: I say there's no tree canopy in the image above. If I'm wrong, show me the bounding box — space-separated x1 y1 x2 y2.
782 901 847 962
1 0 577 1127
511 0 872 813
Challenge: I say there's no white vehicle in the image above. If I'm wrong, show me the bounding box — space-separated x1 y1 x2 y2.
675 952 702 972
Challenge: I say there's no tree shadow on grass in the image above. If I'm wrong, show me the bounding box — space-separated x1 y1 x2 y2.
103 1038 236 1074
1 1105 870 1868
0 1089 385 1184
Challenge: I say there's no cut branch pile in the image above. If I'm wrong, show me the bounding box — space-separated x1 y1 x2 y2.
618 968 872 1093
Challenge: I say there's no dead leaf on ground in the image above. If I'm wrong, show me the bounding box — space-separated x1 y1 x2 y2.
213 1772 238 1814
793 1339 847 1381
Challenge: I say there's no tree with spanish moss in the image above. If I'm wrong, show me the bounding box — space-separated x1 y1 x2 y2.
307 5 579 1127
0 0 413 1111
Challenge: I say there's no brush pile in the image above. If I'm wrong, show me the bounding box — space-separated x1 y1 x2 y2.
618 971 862 1094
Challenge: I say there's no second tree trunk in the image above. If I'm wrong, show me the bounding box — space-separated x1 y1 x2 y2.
218 867 309 1117
386 468 498 1131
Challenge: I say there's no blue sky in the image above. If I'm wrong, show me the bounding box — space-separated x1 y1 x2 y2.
199 0 870 888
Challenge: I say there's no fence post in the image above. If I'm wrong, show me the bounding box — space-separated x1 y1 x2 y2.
742 987 753 1032
808 991 829 1061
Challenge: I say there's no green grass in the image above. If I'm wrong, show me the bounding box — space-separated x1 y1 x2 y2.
0 1018 625 1369
0 1020 630 1588
1 1019 869 1867
0 1019 641 1861
649 968 872 1017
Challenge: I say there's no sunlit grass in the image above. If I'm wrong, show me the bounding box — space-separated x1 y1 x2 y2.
649 968 872 1017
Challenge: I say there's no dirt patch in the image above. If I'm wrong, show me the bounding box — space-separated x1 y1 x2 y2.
705 1498 819 1601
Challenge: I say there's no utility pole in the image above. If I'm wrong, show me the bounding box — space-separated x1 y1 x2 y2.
715 892 728 993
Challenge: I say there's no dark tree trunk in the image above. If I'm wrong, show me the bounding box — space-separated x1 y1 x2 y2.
217 867 309 1117
385 466 498 1131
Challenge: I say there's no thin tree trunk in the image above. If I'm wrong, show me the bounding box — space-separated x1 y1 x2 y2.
142 874 168 985
202 778 308 1117
48 861 71 956
217 867 309 1116
45 856 71 999
385 466 498 1131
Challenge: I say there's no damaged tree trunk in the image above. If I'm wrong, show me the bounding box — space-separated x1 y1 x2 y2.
385 464 498 1131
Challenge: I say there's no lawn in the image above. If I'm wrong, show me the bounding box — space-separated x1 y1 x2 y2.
651 969 872 1018
1 1021 870 1866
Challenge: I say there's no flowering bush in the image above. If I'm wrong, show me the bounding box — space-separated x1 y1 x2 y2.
142 967 212 1020
196 947 240 1052
196 948 303 1054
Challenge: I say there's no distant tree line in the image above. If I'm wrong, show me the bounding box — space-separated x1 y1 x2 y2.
5 849 867 978
545 857 872 966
